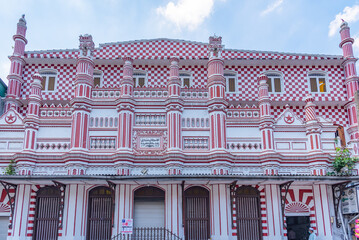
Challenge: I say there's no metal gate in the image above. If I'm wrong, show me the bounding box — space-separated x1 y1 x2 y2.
87 187 114 240
184 186 210 240
235 186 262 240
33 186 61 240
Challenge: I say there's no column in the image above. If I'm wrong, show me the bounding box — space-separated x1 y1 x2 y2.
166 57 183 152
70 35 95 151
258 74 275 152
113 184 133 235
207 36 227 152
7 185 31 240
264 184 283 240
339 20 359 155
62 184 86 240
211 184 231 240
5 15 27 112
117 57 135 152
165 184 183 237
312 184 334 239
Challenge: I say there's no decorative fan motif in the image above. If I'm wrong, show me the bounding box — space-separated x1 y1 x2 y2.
285 202 309 213
0 203 10 213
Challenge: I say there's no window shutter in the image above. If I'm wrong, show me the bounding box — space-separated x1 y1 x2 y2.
318 78 326 92
310 78 317 92
48 77 55 91
228 78 236 92
274 78 281 92
267 79 272 92
138 77 145 87
183 78 190 87
41 76 46 90
94 77 101 87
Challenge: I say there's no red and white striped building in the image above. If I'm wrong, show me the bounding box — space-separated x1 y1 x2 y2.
0 15 358 240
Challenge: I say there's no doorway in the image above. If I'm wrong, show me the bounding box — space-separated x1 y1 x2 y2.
286 216 310 240
184 186 210 240
133 186 165 228
86 186 114 240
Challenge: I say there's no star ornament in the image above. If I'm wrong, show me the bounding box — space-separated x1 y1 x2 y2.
284 114 294 124
5 113 17 124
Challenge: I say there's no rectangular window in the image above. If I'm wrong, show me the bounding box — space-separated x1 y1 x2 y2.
274 78 281 92
183 78 190 88
228 78 236 92
94 77 101 87
138 77 145 87
319 78 326 92
48 77 55 91
309 73 327 93
40 72 57 92
310 78 318 92
267 79 272 92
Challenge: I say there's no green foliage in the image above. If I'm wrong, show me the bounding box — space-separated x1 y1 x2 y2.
333 147 358 174
4 159 16 175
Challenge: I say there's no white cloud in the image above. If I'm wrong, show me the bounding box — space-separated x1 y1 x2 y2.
260 0 284 16
156 0 216 31
329 5 359 37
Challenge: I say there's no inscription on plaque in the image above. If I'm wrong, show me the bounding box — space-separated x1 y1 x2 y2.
140 137 160 148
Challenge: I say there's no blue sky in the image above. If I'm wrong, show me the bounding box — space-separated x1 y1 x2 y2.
0 0 359 85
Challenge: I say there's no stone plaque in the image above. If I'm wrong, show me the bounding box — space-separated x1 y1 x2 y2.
140 137 160 148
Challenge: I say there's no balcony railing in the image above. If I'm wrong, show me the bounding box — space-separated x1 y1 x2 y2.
112 227 182 240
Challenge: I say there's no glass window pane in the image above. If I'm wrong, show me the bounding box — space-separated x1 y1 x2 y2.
310 78 317 92
41 76 46 90
267 79 272 92
319 78 326 92
138 77 145 87
274 78 281 92
48 77 55 91
183 78 190 87
94 77 101 87
228 78 235 92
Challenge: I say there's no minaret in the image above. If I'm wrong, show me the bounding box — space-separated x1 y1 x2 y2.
5 15 27 112
304 95 322 152
23 72 42 152
166 56 183 152
258 74 275 152
339 20 359 155
70 35 95 151
207 36 227 152
117 56 135 152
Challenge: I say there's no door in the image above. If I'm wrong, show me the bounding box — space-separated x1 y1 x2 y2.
87 187 114 240
0 216 9 240
33 186 61 240
184 186 210 240
133 186 165 228
286 216 310 240
235 186 262 240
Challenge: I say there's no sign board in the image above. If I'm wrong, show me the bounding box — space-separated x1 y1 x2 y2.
342 187 359 214
121 218 133 234
140 137 160 148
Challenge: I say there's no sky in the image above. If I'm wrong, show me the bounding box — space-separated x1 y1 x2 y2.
0 0 359 85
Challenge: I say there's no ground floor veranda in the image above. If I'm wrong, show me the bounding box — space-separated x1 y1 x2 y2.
0 175 355 240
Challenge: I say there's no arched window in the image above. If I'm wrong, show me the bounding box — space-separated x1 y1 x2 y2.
335 125 346 147
308 72 327 93
39 69 57 92
133 70 147 87
265 72 283 93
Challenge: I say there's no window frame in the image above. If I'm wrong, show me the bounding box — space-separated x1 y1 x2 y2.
224 71 238 93
179 71 192 88
93 70 103 88
307 71 328 93
39 69 57 92
263 71 284 94
133 70 148 88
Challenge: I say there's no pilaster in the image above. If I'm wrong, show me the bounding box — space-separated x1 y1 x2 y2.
264 184 283 240
210 184 231 240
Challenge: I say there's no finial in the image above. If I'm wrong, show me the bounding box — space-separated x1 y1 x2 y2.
340 19 348 29
79 34 95 57
18 14 26 25
208 35 223 58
